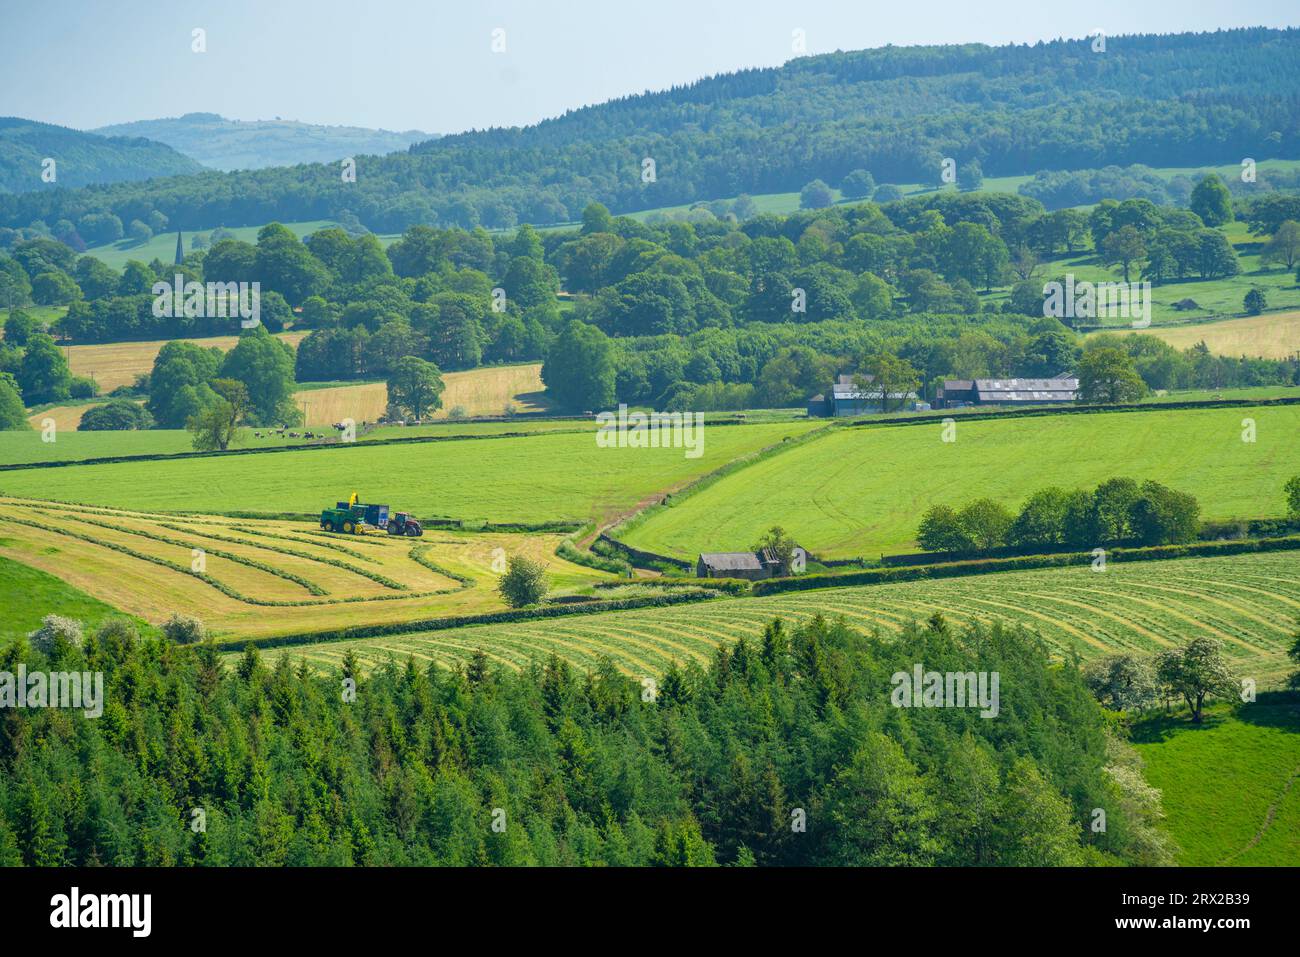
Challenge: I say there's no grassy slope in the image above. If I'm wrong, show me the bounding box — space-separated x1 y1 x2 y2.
0 420 822 524
1134 700 1300 866
0 553 143 644
620 405 1300 560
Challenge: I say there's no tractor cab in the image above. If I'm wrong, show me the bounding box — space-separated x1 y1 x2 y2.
386 512 424 537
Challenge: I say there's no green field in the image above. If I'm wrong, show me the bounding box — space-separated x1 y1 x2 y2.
80 219 343 271
0 420 823 523
261 549 1300 686
618 405 1300 560
0 553 146 644
1134 701 1300 866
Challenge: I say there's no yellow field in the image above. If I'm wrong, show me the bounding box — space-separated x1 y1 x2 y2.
296 363 548 426
0 496 614 640
65 331 309 391
1133 311 1300 359
26 402 122 431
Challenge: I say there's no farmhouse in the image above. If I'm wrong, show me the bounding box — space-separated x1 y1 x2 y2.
808 374 920 417
696 548 785 580
938 377 1078 408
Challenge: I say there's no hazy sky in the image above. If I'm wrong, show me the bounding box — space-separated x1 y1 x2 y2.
1 0 1295 134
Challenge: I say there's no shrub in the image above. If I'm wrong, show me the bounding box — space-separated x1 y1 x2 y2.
161 613 206 645
1285 475 1300 519
498 555 549 608
27 615 83 656
1244 287 1267 315
68 376 98 399
79 399 153 431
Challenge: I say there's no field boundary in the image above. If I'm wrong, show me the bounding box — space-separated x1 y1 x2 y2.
223 589 720 652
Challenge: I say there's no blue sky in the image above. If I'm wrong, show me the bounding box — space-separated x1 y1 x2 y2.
1 0 1296 133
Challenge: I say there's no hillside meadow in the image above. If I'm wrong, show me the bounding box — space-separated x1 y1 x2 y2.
1134 702 1300 867
0 419 824 524
618 404 1300 560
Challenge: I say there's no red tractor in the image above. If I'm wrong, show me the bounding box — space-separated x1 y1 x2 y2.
386 512 423 537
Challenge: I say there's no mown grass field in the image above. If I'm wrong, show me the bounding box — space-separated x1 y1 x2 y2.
1133 310 1300 360
0 553 150 644
296 363 548 426
260 550 1300 687
1134 701 1300 866
57 330 309 392
0 419 823 524
619 404 1300 560
0 497 616 640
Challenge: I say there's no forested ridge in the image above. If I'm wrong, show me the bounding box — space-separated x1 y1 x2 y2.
2 28 1297 233
0 118 203 195
0 614 1172 866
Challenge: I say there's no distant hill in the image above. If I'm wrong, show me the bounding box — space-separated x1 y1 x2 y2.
0 117 203 193
3 28 1298 232
92 113 437 171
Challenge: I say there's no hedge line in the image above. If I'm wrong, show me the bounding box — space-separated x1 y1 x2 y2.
594 577 751 596
752 535 1300 595
556 539 633 577
226 590 720 651
407 544 476 593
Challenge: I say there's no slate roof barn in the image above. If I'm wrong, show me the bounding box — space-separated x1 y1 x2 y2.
696 548 784 580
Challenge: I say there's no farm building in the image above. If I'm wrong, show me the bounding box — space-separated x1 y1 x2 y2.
809 374 920 417
938 377 1078 408
696 548 785 580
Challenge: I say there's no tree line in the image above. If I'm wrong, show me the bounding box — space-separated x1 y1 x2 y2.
0 610 1174 866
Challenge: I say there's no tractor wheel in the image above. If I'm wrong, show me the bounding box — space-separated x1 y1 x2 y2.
343 521 355 534
405 525 420 537
387 524 399 535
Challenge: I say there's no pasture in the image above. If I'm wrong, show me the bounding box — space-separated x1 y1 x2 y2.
618 404 1300 560
0 497 615 640
263 549 1300 687
0 553 148 644
1134 701 1300 866
0 419 822 525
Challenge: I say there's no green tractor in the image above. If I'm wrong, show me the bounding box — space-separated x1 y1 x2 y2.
319 492 423 537
320 491 387 535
